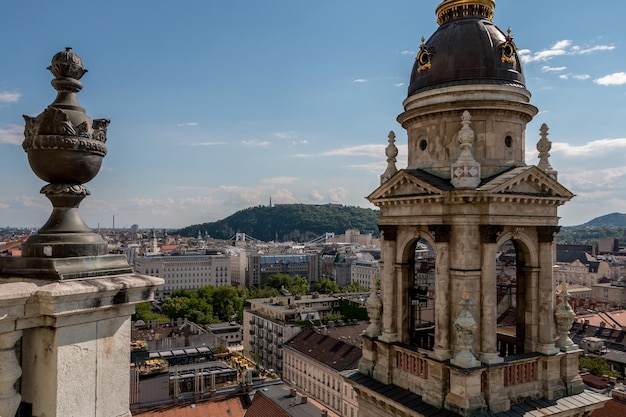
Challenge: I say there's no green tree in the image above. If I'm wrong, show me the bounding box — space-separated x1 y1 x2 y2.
315 278 340 294
266 273 292 292
132 302 168 323
161 296 191 318
342 282 367 293
290 275 309 295
579 355 620 378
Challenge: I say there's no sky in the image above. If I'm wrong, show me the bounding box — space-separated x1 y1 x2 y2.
1 1 625 229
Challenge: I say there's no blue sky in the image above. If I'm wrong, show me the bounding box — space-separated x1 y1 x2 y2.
1 1 625 229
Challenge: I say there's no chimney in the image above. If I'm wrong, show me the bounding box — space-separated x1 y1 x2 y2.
290 388 297 397
300 395 308 404
322 410 328 417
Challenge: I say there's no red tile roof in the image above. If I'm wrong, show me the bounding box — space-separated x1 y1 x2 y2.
285 328 362 371
244 391 291 417
134 396 246 417
591 398 626 417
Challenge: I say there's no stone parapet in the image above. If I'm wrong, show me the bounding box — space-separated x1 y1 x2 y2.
0 273 163 417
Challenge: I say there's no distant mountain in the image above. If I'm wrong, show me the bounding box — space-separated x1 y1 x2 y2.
177 204 380 242
581 213 626 228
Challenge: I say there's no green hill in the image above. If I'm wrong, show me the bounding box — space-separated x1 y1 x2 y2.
581 212 626 228
177 204 380 242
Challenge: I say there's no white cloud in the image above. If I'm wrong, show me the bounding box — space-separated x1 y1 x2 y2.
241 139 271 147
0 92 21 103
520 39 614 64
394 83 405 87
188 141 226 146
295 144 384 158
558 73 591 80
541 66 567 73
272 189 297 204
273 131 296 140
0 124 23 145
352 79 367 83
552 138 626 157
327 187 348 202
594 72 626 86
177 122 199 127
400 50 415 56
572 45 616 55
308 190 324 202
272 131 308 145
260 176 300 185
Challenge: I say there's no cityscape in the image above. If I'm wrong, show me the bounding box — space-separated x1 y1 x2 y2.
3 1 626 417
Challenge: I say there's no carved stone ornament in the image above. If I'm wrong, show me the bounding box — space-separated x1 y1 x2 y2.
555 282 577 352
536 123 557 180
0 48 133 280
451 111 481 189
537 226 561 243
429 224 451 243
378 225 398 242
364 274 382 337
380 131 398 184
451 288 481 368
416 37 434 73
479 225 503 244
499 27 518 65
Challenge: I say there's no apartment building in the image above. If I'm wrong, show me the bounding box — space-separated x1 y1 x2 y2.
243 294 343 373
283 326 364 417
134 251 231 298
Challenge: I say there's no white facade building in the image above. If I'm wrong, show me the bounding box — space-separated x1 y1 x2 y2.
134 252 231 298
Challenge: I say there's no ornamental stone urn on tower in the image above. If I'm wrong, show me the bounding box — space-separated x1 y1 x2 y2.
0 48 163 417
2 47 132 279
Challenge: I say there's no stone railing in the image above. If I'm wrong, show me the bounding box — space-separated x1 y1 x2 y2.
0 274 162 417
503 359 539 387
396 347 429 380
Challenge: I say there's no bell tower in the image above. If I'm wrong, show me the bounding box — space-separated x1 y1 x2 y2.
349 1 609 416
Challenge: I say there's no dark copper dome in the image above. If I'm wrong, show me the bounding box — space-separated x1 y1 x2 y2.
408 0 525 96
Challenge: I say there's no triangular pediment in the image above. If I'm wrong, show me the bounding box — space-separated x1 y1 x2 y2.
368 170 447 202
479 166 574 200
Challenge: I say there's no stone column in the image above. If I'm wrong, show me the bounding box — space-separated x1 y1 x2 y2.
429 225 451 361
0 281 36 417
0 330 22 417
479 225 503 364
537 226 560 355
19 274 162 417
378 225 398 343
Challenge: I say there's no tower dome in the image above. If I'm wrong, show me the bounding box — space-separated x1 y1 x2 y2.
398 0 537 179
408 0 525 96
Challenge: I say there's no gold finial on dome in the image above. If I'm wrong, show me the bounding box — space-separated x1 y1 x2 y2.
436 0 496 25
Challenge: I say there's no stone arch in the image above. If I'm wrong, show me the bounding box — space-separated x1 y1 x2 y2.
495 228 539 356
396 227 438 347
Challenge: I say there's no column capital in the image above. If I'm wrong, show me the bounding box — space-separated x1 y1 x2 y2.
429 224 451 243
480 225 503 244
537 226 561 243
379 225 398 241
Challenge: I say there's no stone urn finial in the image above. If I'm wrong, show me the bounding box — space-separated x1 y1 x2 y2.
555 282 577 351
451 287 481 368
537 123 557 180
0 48 132 280
364 274 382 337
380 131 398 184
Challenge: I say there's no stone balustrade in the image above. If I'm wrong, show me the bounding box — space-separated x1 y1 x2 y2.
503 359 538 387
396 348 429 379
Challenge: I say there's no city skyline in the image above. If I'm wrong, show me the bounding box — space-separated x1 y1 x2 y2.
1 0 625 229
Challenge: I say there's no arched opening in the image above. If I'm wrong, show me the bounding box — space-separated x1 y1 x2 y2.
496 238 531 357
408 238 436 349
